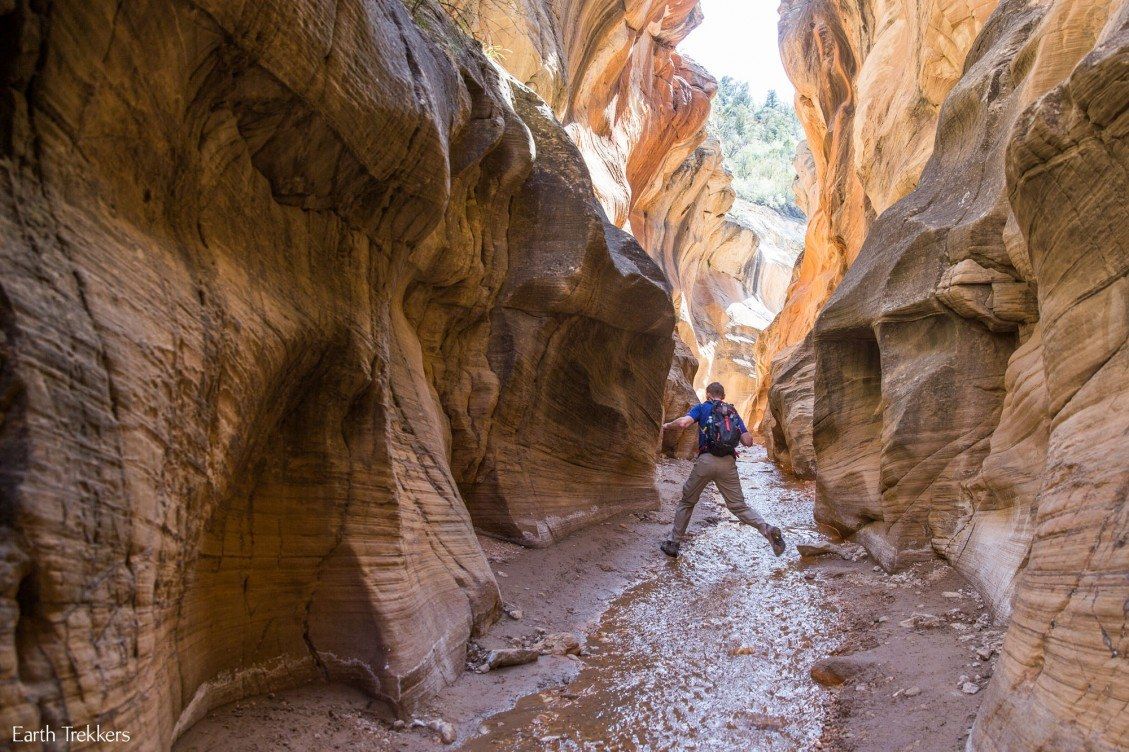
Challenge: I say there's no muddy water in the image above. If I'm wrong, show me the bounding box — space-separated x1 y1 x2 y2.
462 449 842 751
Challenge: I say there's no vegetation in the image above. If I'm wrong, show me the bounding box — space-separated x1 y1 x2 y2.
709 77 804 217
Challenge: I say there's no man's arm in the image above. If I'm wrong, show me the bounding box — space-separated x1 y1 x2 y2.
737 416 755 447
662 415 696 431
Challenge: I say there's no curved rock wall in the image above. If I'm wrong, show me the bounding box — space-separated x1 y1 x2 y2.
637 139 804 419
0 0 674 745
752 0 1000 424
972 3 1129 747
461 0 714 230
767 0 1129 747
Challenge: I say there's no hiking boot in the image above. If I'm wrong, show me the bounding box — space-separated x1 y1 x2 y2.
768 526 786 557
660 540 681 558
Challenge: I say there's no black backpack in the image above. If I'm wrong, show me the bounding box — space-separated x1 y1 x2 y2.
703 400 742 456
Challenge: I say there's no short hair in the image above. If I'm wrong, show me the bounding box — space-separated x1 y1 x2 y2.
705 382 725 399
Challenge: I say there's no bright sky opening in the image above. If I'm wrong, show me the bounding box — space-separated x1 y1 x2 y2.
678 0 795 104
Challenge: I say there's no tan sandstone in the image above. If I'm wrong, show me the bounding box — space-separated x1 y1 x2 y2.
765 0 1129 747
0 0 675 746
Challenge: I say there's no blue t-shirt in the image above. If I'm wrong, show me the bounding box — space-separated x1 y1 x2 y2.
688 400 747 452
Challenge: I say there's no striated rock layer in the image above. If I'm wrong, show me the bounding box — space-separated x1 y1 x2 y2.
768 0 1129 747
465 0 805 423
972 3 1129 747
637 138 804 420
0 0 674 746
752 0 1000 423
459 0 715 232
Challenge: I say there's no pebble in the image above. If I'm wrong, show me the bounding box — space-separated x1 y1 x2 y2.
484 647 540 670
904 686 922 697
503 605 524 620
428 718 457 744
961 682 981 695
943 591 962 599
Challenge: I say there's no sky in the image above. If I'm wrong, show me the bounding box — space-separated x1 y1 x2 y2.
678 0 795 104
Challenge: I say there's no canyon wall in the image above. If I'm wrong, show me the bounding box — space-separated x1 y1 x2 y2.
460 0 715 232
0 0 676 745
636 138 804 419
767 0 1129 747
753 0 1000 429
466 0 805 425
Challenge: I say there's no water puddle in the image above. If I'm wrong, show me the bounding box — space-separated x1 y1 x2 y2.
462 451 840 751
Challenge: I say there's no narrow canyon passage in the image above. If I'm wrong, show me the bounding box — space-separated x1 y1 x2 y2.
463 450 835 751
5 0 1127 749
177 448 993 751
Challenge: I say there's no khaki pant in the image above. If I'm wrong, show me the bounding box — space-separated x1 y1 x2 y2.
671 453 770 543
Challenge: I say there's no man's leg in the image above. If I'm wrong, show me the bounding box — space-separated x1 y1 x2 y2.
670 456 712 543
712 455 772 536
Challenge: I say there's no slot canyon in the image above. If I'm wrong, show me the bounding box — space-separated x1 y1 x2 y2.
0 0 1125 750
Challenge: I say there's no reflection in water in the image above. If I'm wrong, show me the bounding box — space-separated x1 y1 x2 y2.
463 449 839 751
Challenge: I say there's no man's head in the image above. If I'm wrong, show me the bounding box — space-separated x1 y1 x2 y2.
705 382 725 400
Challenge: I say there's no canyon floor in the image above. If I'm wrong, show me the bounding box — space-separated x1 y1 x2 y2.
175 447 1002 752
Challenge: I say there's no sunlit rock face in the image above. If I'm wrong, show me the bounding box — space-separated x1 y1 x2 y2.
768 0 1129 746
459 0 714 230
636 139 804 420
0 0 674 745
465 1 809 422
751 0 1000 423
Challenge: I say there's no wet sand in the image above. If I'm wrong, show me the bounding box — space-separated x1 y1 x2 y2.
176 447 997 751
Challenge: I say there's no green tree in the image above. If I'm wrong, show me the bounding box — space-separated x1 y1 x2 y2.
709 77 803 217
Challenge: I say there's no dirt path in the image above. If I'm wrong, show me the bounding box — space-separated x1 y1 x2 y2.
175 448 1001 751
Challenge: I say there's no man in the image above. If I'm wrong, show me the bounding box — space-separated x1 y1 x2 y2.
659 381 786 558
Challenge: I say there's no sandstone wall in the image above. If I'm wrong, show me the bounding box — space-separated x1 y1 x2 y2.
465 0 809 424
972 3 1129 747
751 0 1000 424
767 0 1129 746
636 139 804 420
460 0 714 230
0 0 674 745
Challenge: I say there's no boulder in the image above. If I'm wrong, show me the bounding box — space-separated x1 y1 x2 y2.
484 648 541 671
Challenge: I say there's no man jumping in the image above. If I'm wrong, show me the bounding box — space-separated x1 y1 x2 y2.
659 381 786 558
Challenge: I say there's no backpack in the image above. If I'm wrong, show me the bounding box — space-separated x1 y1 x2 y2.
702 400 742 456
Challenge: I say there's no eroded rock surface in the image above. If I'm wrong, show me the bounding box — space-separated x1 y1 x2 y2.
752 0 1000 422
763 335 815 479
766 0 1129 747
639 139 804 419
0 0 673 745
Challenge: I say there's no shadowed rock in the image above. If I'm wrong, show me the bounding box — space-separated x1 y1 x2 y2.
0 0 673 745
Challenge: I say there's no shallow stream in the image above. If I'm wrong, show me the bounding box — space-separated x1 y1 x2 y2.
463 450 841 751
